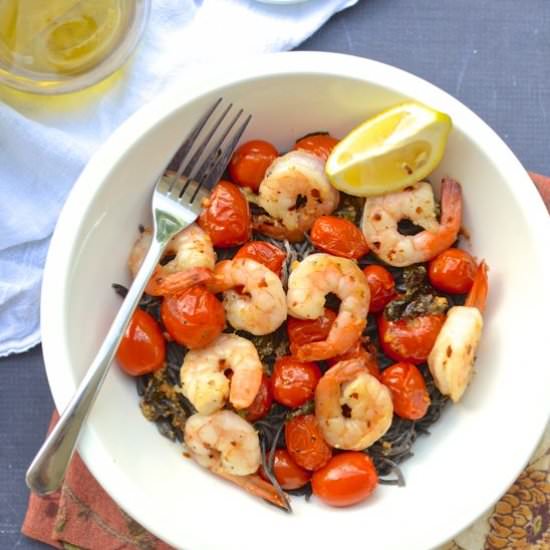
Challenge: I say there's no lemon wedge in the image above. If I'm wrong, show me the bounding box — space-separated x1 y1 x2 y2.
326 102 452 196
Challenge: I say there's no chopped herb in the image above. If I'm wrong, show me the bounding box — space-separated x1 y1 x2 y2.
384 265 450 321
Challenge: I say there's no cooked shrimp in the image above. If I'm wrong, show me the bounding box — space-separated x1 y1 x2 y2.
361 178 462 267
428 261 488 402
250 150 340 242
180 334 263 415
185 410 261 475
128 223 216 296
315 359 393 450
184 411 288 510
208 258 287 335
287 253 370 361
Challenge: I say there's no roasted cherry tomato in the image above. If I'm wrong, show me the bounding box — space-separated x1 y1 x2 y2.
228 140 278 192
378 313 445 365
234 241 286 276
293 133 339 162
428 248 477 294
285 414 332 471
243 373 273 422
311 452 378 507
161 286 225 349
272 357 322 408
198 180 251 247
381 362 430 420
363 265 396 313
327 340 380 379
259 449 311 490
117 309 165 376
310 216 370 259
287 308 337 356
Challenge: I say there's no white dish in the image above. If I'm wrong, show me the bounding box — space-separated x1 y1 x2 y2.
254 0 311 4
41 52 550 550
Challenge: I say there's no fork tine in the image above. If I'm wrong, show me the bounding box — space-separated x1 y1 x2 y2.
178 102 233 184
189 112 251 202
166 98 222 181
191 108 243 185
189 113 251 203
200 113 252 190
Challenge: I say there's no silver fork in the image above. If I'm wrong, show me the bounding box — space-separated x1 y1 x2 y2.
26 98 251 496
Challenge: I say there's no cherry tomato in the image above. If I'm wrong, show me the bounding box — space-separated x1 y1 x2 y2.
243 374 273 422
271 357 322 408
381 362 430 420
259 449 311 490
285 414 332 471
287 308 337 356
234 241 286 276
228 140 278 192
310 216 370 259
293 133 339 162
117 309 165 376
363 265 396 313
161 286 225 349
311 452 378 507
327 340 380 379
198 180 251 247
378 314 445 365
428 248 477 294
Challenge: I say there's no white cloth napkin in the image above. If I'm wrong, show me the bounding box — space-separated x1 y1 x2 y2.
0 0 357 357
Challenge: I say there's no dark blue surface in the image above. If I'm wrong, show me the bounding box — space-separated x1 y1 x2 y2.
2 1 549 548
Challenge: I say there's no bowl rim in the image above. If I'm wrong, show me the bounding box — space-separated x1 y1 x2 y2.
41 51 550 549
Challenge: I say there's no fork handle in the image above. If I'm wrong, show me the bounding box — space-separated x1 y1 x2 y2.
26 237 167 496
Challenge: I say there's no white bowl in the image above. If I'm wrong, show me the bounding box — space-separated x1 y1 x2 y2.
41 52 550 550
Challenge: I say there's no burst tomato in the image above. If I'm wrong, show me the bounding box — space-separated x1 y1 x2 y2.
287 308 337 356
198 180 251 247
311 452 378 507
327 340 380 379
243 373 273 422
271 357 322 408
260 449 311 490
234 241 286 276
428 248 477 294
228 140 278 192
116 309 165 376
161 287 225 349
380 362 430 420
378 313 445 364
310 216 370 259
363 265 396 313
293 133 339 162
285 414 332 471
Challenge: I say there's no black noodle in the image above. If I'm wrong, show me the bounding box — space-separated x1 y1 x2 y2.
259 433 291 512
114 190 459 502
112 283 162 321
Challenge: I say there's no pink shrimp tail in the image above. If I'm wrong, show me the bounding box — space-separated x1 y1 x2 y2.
214 470 290 511
440 178 463 228
205 260 233 293
413 178 463 261
146 267 214 296
296 318 366 361
464 260 488 312
252 214 306 243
